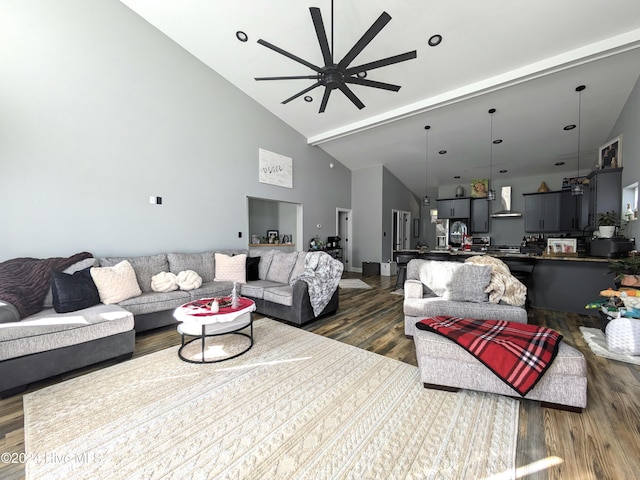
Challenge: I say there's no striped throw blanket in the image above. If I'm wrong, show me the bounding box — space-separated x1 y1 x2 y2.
416 316 562 396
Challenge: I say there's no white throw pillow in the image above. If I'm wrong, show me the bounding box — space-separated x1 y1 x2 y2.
176 270 203 291
214 253 247 283
90 260 142 305
151 271 179 293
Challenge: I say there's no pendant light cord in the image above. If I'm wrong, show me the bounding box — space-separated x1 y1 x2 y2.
577 89 582 176
331 0 334 63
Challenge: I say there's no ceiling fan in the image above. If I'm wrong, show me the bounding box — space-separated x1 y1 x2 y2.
254 3 417 113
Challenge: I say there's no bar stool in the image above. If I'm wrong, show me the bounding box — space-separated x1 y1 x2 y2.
395 254 418 290
503 257 536 308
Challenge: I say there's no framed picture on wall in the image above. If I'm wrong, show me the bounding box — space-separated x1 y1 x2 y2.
267 230 279 243
598 135 622 169
471 179 488 198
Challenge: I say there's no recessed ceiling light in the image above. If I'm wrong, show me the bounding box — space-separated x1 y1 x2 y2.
439 150 447 155
428 34 442 47
454 175 460 179
555 161 565 166
493 139 503 144
499 170 507 173
564 124 576 131
356 71 367 79
304 96 313 102
236 31 248 42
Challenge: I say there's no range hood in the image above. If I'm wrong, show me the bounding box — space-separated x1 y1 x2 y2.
490 186 522 218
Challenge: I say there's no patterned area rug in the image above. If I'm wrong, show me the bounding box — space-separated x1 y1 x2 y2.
339 278 372 289
580 326 640 365
24 319 518 479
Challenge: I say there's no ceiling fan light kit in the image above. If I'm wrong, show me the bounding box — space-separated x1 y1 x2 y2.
254 2 418 113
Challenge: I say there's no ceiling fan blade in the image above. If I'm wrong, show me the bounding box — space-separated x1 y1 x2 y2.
345 50 417 76
345 77 401 92
337 12 391 70
319 87 332 113
310 7 332 66
338 84 365 110
257 39 322 73
281 81 322 104
255 75 319 81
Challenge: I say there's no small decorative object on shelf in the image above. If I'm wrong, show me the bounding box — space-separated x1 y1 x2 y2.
231 282 239 309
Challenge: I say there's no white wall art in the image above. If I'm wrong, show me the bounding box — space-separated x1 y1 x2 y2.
259 148 293 188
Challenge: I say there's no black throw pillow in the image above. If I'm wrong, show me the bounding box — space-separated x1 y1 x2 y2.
51 267 101 313
246 256 260 281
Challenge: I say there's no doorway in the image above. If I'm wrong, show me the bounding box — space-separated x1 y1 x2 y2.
392 209 411 258
336 208 352 272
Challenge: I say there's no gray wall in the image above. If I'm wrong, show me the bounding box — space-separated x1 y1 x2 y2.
351 166 382 269
0 1 350 262
382 167 421 260
610 75 640 243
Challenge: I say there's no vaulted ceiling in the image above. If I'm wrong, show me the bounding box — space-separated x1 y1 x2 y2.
120 0 640 197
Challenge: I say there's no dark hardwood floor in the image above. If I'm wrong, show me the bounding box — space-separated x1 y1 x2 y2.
1 272 639 479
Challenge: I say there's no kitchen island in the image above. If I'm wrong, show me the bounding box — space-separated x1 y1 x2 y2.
393 250 613 315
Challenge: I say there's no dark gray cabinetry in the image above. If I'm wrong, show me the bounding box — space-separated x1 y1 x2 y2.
559 190 589 232
587 168 622 227
524 192 561 232
437 198 470 219
471 198 489 232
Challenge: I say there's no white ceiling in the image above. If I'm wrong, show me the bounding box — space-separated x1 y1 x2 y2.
120 0 640 197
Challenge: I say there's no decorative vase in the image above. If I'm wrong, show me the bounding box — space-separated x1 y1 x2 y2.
231 282 239 308
537 181 550 192
455 185 465 197
598 226 616 238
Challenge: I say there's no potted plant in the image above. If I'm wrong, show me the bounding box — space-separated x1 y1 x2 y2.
596 211 619 238
607 256 640 288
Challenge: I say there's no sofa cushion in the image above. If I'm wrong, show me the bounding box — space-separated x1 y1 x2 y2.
116 290 190 315
246 256 260 281
290 251 307 280
263 285 294 307
51 267 101 313
0 301 20 324
91 260 142 305
266 252 298 284
443 264 492 303
100 254 168 293
250 249 275 280
214 253 247 283
188 281 234 300
241 280 283 300
176 270 203 291
151 272 179 293
167 252 216 283
0 304 133 361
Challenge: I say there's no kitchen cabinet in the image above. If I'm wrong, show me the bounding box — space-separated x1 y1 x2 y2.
471 198 489 233
523 192 561 232
587 168 622 228
437 198 470 219
560 189 589 232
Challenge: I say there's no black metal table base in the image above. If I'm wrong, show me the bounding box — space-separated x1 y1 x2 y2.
178 319 253 364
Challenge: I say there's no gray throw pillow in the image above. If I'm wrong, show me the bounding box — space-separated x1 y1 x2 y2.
266 252 299 284
443 264 492 303
0 301 20 324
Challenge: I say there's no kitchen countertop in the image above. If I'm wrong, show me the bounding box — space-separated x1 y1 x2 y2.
393 249 610 263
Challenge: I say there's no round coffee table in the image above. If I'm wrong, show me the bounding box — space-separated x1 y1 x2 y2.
173 297 256 363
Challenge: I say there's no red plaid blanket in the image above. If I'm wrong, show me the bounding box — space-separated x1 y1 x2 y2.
416 316 562 396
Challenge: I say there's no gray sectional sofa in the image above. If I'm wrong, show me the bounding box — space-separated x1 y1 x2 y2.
0 249 341 397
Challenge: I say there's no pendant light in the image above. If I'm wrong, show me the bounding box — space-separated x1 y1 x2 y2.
422 125 431 206
487 108 497 201
571 85 586 196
